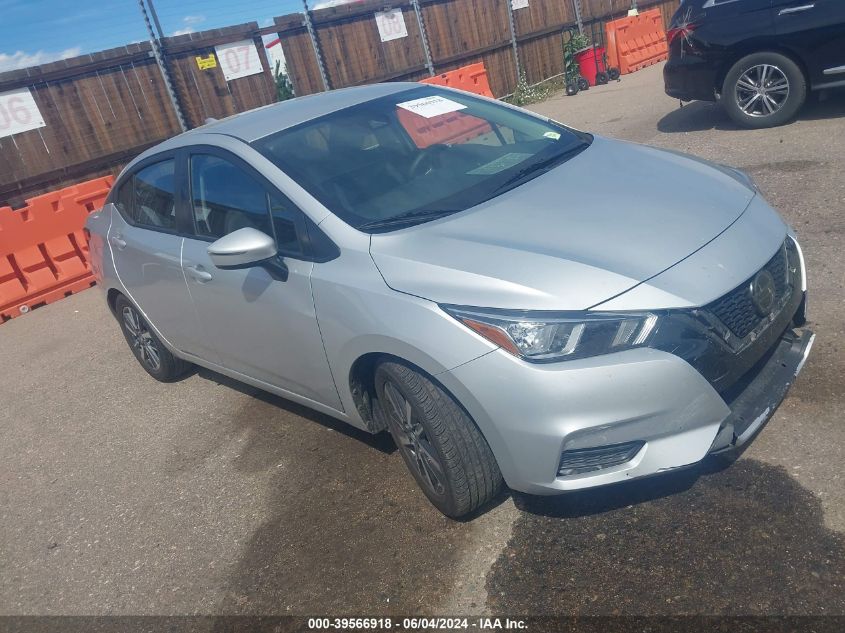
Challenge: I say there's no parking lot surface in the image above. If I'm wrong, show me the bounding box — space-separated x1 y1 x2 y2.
1 62 844 616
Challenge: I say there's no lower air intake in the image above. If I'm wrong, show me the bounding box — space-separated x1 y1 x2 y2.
558 441 645 477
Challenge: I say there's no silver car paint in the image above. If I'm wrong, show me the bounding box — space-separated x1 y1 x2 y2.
206 227 277 268
370 136 757 311
87 84 802 493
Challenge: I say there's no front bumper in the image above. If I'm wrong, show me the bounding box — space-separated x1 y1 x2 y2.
440 322 813 495
709 328 814 452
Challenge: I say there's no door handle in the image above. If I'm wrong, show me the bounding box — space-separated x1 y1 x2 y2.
109 234 127 249
186 265 213 283
779 4 814 15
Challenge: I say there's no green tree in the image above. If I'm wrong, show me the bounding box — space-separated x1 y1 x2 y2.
274 60 295 102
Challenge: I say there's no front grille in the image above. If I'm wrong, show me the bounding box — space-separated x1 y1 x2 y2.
558 441 644 477
706 244 789 339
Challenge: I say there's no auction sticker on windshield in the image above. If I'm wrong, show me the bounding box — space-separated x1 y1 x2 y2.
397 95 467 118
467 153 532 175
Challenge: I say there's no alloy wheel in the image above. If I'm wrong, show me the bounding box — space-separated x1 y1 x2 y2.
734 64 790 118
382 381 446 496
122 305 162 372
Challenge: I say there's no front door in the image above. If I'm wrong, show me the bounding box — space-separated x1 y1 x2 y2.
180 149 342 410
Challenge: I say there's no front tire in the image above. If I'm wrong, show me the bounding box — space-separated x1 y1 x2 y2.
114 295 192 382
722 52 806 129
375 361 502 518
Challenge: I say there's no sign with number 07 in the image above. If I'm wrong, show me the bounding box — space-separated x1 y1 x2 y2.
0 88 46 139
214 40 264 81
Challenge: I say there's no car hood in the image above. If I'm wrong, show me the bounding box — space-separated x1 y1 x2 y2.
370 136 756 311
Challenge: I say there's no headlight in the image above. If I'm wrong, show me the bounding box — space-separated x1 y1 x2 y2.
441 305 660 362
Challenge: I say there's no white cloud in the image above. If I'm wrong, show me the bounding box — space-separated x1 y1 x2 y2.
171 14 206 36
0 47 82 73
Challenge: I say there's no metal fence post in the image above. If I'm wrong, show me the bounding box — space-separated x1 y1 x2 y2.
505 0 521 84
137 0 187 132
302 0 331 91
411 0 435 76
572 0 585 36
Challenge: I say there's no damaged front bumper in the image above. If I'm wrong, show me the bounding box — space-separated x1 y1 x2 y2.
709 328 815 453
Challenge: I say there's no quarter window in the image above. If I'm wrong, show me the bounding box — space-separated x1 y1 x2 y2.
269 193 303 257
190 154 273 239
113 178 133 221
133 160 177 230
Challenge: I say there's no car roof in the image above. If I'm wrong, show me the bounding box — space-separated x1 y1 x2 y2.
179 82 418 144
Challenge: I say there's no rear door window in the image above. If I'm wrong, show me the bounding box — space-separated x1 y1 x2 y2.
133 160 177 230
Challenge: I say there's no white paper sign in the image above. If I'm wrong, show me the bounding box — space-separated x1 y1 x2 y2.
512 0 529 9
215 40 264 81
0 88 46 138
397 96 467 119
375 9 408 42
262 34 287 75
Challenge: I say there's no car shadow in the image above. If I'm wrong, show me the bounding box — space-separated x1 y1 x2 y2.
657 89 845 133
193 365 398 455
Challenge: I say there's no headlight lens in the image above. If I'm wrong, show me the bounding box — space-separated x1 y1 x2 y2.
442 306 660 362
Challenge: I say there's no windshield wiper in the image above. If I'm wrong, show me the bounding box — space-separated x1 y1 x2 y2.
486 143 589 199
358 209 459 232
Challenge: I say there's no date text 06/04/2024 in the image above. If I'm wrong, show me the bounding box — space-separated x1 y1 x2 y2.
307 617 528 630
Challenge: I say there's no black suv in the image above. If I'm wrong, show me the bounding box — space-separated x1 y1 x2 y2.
664 0 845 128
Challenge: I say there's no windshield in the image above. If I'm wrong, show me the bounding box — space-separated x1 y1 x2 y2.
252 86 591 232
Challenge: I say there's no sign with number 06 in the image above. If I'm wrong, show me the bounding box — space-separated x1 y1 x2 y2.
214 40 264 81
375 9 408 42
0 88 46 139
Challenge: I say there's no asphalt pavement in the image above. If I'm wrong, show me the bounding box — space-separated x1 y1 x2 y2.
1 62 843 617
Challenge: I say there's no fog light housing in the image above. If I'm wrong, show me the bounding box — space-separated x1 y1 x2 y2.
557 441 645 477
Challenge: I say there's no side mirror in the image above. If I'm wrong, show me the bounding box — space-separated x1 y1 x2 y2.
207 227 278 269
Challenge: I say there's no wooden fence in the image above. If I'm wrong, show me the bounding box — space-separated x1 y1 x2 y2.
0 0 679 208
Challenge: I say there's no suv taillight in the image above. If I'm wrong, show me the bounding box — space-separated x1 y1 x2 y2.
667 23 699 47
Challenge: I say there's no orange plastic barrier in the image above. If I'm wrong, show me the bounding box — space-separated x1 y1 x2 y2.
401 63 495 148
605 8 668 76
0 176 113 323
397 108 492 149
420 62 495 98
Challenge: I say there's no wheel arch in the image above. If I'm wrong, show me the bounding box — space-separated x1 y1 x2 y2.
346 348 492 445
106 287 123 316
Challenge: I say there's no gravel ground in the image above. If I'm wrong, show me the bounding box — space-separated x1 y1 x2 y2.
1 62 843 618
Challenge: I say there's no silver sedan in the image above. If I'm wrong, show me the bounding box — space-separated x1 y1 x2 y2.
86 83 813 517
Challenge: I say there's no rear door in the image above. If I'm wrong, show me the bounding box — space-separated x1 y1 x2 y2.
179 147 342 409
772 0 845 87
109 155 202 355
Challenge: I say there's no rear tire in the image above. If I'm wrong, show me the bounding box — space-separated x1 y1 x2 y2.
595 71 609 85
114 295 192 382
722 52 806 129
375 361 503 518
577 77 590 91
566 82 580 96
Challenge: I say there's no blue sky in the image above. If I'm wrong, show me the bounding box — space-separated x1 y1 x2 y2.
0 0 306 72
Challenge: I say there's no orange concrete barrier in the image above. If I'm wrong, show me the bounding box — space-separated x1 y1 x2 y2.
605 8 668 75
0 176 113 323
420 62 495 98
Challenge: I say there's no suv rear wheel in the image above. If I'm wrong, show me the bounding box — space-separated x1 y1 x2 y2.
375 360 502 518
722 52 806 129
